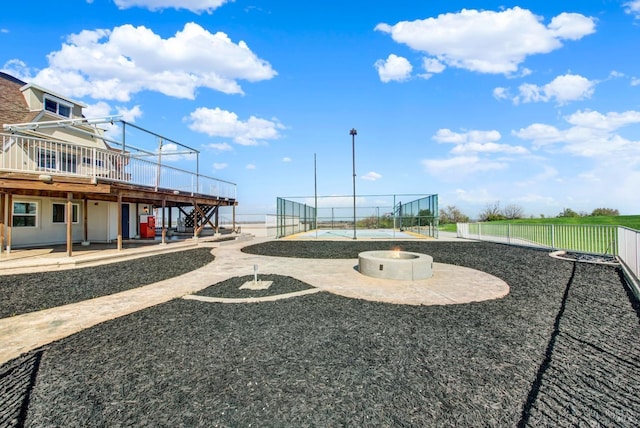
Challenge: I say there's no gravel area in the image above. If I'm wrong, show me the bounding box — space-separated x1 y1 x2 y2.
0 247 215 318
1 240 638 427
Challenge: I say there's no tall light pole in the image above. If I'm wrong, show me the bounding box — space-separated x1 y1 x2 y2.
350 128 357 240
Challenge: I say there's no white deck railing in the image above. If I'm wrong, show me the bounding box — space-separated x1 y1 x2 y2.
618 227 640 283
1 133 236 200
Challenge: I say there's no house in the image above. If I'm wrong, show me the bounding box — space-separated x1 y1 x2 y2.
0 72 237 255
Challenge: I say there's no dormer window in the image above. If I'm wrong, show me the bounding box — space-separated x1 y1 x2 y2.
44 96 72 118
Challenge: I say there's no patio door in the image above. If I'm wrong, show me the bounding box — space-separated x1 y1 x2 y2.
121 204 130 239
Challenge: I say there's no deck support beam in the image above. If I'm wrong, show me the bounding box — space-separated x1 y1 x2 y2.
0 192 4 254
66 192 73 257
117 193 123 251
161 198 167 244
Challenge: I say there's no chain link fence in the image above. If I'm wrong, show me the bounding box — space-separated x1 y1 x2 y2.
276 194 438 238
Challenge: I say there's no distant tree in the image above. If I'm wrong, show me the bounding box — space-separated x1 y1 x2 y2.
417 209 434 226
378 213 394 228
478 202 506 222
502 204 524 220
439 205 470 224
557 208 580 218
591 207 619 216
358 215 378 229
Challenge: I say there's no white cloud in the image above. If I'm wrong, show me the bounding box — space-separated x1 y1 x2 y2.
374 54 413 82
565 110 640 130
116 105 143 122
546 12 597 40
186 107 284 146
422 156 507 176
450 142 528 155
246 163 256 170
375 7 595 75
493 87 509 100
83 101 113 118
422 57 445 73
1 59 32 81
83 102 142 121
434 129 508 146
425 129 527 178
514 109 640 157
282 157 292 162
434 129 499 144
514 73 596 105
631 77 640 86
361 171 382 181
624 0 640 17
213 162 228 170
82 102 143 140
22 22 275 102
453 188 495 204
433 128 528 154
515 165 559 187
160 142 197 161
205 142 233 151
113 0 231 13
1 29 9 34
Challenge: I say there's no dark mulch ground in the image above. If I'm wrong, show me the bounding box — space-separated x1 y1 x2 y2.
1 241 639 427
0 247 215 318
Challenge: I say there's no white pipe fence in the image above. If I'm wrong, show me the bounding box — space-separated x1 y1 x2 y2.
618 227 640 287
457 222 640 298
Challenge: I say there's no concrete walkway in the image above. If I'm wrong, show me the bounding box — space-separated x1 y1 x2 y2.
0 234 506 365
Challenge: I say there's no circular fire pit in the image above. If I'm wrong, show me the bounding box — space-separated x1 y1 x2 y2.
358 250 433 281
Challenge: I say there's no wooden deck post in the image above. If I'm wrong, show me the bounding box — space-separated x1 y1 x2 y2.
0 192 4 254
215 205 219 234
5 193 11 254
66 192 73 257
83 198 89 243
161 198 166 244
117 192 123 251
193 199 198 239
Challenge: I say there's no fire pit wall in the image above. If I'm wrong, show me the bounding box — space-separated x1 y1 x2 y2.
358 250 433 281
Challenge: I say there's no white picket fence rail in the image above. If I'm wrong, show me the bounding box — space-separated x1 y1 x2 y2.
457 222 640 298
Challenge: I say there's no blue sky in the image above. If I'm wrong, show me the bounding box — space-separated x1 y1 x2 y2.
2 0 640 218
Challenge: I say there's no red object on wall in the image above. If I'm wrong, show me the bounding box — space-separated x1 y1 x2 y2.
140 215 156 238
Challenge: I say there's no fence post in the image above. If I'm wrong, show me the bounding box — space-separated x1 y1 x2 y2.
551 224 555 249
507 224 511 245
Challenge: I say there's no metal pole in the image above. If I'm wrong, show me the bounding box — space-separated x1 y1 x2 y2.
350 128 357 240
314 153 318 239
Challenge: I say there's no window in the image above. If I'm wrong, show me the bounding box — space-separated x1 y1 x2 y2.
38 148 56 170
44 96 72 118
60 152 77 173
52 203 79 224
13 201 38 227
82 156 104 167
37 149 77 173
